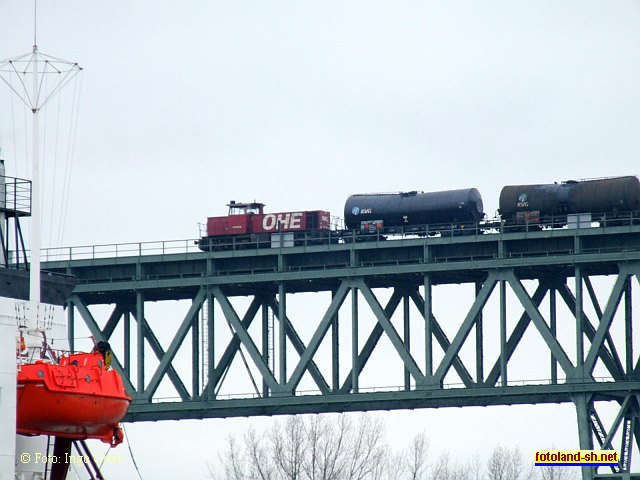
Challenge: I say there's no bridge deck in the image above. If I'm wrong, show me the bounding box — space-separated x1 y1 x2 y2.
42 223 640 303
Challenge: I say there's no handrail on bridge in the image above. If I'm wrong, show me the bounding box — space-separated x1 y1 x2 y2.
42 239 202 262
147 376 617 404
38 212 640 263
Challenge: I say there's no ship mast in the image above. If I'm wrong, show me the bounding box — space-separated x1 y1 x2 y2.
0 36 82 324
30 43 41 309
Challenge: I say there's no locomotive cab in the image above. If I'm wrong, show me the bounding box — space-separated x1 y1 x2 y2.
228 201 264 216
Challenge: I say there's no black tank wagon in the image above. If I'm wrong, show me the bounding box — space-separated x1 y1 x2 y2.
499 176 640 226
344 188 484 234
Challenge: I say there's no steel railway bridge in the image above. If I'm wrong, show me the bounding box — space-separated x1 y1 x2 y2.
41 222 640 480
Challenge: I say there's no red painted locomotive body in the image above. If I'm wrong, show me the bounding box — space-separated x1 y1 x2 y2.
199 201 332 250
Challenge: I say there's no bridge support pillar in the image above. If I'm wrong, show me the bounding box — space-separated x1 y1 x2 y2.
575 393 595 480
351 285 359 393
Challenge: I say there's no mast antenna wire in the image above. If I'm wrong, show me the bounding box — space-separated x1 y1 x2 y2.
57 73 82 247
47 76 62 247
33 0 37 48
123 424 144 480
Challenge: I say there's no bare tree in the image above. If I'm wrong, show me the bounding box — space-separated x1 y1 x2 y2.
246 427 275 480
538 466 578 480
211 414 390 480
536 446 578 480
450 461 471 480
430 451 477 480
343 415 387 480
302 415 347 480
214 436 248 480
486 445 509 480
272 416 306 480
210 428 275 480
431 451 452 480
466 452 485 480
210 415 552 480
486 445 534 480
403 432 429 480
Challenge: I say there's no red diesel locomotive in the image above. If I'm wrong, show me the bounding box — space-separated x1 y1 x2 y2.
197 201 333 250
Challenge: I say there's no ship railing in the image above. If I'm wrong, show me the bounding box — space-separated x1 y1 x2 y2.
16 345 61 367
0 174 32 216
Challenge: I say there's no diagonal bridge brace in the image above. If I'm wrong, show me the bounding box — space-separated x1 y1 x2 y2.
506 271 575 377
339 289 403 394
557 281 625 380
212 287 281 393
286 281 351 393
409 289 475 388
599 396 633 452
71 296 192 401
355 279 425 386
100 303 127 340
131 311 190 401
267 297 331 395
200 297 261 400
143 288 207 401
68 294 136 397
484 281 549 387
583 276 626 376
431 271 498 386
584 268 632 375
588 395 640 474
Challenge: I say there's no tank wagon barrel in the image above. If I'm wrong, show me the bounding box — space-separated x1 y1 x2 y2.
499 175 640 225
344 189 484 231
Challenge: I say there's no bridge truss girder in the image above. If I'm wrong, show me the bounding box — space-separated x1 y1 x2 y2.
47 227 640 480
65 261 640 478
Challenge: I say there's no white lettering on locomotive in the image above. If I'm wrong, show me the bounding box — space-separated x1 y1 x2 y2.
263 214 277 230
262 212 304 231
360 208 372 214
289 212 302 229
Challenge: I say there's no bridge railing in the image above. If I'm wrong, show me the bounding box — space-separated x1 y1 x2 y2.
148 376 616 403
39 212 640 262
42 239 202 262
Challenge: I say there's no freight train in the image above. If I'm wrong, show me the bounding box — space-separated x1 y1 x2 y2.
197 176 640 251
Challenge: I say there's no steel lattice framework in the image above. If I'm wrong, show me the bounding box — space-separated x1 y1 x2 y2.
42 224 640 480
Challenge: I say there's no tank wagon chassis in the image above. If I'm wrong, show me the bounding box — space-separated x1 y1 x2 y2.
197 176 640 251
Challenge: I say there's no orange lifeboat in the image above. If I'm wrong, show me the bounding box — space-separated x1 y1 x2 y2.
16 342 131 446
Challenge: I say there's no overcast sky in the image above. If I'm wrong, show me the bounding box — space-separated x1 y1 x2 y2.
2 1 640 478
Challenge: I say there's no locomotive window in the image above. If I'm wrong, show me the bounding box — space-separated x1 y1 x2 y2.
306 213 317 228
229 205 261 215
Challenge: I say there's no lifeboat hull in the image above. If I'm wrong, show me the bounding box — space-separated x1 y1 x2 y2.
17 352 131 445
